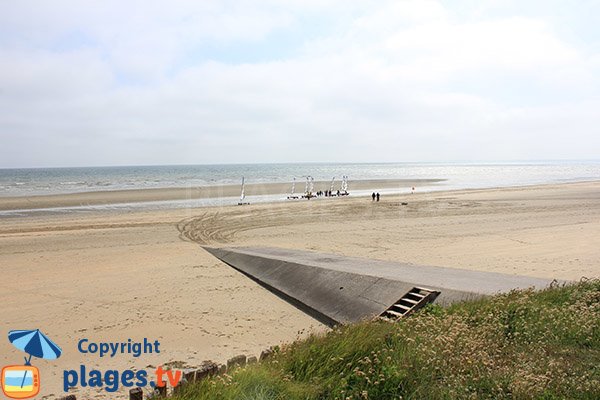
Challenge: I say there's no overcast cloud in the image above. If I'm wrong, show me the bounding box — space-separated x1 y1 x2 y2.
1 0 599 167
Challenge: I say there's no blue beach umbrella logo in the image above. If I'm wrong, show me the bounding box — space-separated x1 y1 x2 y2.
8 329 62 364
2 329 62 399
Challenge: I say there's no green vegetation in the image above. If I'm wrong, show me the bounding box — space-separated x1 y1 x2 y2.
172 280 600 399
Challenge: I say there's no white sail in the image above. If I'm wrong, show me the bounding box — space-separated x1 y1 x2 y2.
309 176 314 194
341 175 348 192
291 178 296 196
330 177 335 192
240 177 245 202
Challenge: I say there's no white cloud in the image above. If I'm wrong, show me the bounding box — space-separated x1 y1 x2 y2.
0 0 599 167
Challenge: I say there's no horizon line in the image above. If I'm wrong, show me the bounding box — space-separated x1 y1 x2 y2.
2 158 600 170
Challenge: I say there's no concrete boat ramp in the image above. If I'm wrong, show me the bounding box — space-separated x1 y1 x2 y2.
204 246 561 326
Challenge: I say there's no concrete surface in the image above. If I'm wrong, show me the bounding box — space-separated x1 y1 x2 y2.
203 246 563 325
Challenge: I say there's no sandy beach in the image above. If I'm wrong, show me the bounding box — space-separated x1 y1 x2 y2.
1 181 599 398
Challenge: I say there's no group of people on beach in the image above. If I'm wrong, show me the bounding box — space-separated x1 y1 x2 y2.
371 192 380 202
315 190 343 197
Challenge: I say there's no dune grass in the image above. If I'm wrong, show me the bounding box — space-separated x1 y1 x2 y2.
171 280 600 400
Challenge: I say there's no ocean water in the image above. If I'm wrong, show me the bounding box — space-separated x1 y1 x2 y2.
0 161 598 214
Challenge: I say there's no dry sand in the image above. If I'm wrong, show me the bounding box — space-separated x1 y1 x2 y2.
1 181 599 398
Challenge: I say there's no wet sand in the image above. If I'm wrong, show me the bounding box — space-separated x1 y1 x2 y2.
0 178 443 211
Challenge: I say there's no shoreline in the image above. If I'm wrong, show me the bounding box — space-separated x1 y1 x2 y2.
0 178 444 211
1 178 599 215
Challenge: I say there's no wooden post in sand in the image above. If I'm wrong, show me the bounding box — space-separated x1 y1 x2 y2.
227 354 247 370
184 370 196 383
196 361 219 381
259 348 273 361
155 384 167 396
129 387 143 400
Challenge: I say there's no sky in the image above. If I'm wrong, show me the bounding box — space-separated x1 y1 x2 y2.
0 0 599 168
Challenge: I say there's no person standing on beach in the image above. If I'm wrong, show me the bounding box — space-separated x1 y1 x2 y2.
372 192 376 201
376 192 380 202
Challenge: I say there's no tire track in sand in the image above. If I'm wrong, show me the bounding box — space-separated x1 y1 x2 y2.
175 199 476 246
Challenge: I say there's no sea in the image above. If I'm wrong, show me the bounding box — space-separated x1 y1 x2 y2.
0 161 599 215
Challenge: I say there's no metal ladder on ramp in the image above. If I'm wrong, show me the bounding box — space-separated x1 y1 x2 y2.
380 287 441 321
